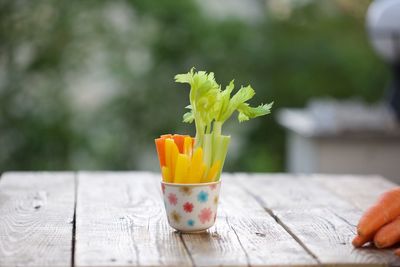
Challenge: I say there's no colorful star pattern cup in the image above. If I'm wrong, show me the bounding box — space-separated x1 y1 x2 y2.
161 180 221 233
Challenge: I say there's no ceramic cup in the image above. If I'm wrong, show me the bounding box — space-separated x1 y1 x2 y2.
161 180 221 233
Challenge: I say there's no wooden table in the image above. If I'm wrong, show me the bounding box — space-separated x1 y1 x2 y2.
0 172 399 267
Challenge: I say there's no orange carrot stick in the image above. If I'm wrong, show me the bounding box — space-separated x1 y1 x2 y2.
172 134 189 154
155 138 166 167
164 138 173 177
374 217 400 248
357 187 400 238
352 234 372 248
161 134 173 139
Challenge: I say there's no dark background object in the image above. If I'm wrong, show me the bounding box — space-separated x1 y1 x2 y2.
389 62 400 121
367 0 400 121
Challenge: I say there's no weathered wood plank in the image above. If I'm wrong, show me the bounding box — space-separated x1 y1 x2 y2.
237 174 400 266
75 171 192 267
0 172 75 267
312 174 398 210
180 216 250 267
180 173 316 266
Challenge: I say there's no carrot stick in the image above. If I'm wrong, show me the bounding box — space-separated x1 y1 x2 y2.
172 134 189 154
352 234 372 248
357 187 400 238
374 216 400 248
155 134 176 167
155 138 166 167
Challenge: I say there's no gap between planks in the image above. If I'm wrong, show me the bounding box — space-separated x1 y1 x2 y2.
247 191 322 265
233 173 322 265
178 233 196 267
71 172 78 267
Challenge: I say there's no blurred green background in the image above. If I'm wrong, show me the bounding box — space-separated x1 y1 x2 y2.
0 0 388 172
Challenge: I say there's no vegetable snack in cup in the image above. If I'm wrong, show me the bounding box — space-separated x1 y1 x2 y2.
155 68 273 231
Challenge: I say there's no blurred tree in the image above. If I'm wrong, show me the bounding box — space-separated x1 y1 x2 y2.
0 1 80 170
0 0 388 172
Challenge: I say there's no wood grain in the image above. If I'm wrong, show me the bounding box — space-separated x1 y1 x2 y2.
180 173 316 266
0 172 75 267
237 173 400 266
74 171 192 267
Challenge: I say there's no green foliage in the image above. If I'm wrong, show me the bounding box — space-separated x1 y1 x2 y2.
0 0 387 172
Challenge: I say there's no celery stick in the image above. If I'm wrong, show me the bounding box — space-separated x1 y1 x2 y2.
213 135 230 180
203 134 212 171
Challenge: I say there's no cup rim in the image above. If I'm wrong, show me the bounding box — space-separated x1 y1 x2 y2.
161 180 221 187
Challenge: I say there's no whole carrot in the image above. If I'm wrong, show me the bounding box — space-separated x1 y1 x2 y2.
352 234 372 248
357 187 400 239
374 217 400 248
